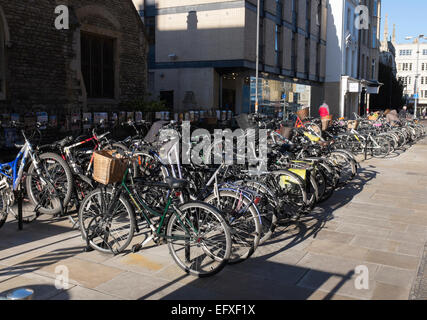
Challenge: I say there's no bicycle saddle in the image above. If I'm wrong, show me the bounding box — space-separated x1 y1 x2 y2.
133 176 188 190
165 176 188 190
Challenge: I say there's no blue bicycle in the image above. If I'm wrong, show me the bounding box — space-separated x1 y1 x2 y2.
0 123 73 228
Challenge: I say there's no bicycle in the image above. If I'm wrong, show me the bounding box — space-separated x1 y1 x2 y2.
78 152 232 277
0 123 73 228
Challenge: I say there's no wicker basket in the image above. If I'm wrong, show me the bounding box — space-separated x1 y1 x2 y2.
93 150 128 185
347 120 359 130
296 107 310 120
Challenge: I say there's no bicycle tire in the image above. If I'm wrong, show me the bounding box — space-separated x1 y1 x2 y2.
79 187 136 254
167 201 231 277
26 152 73 215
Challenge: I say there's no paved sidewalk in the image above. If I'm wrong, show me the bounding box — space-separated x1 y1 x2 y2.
0 138 427 300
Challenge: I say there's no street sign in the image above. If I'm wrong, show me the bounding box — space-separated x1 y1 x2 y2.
414 93 419 99
282 93 286 100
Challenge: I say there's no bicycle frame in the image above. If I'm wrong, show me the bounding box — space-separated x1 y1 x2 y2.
119 169 198 244
0 138 36 191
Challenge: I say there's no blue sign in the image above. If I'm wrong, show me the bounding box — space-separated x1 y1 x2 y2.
282 93 287 100
414 93 419 99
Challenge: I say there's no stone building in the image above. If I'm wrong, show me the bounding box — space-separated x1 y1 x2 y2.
135 0 328 116
324 0 382 118
0 0 147 125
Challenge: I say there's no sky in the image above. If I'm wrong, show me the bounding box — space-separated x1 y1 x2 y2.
380 0 427 44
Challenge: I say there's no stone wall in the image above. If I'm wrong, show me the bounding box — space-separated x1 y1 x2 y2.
0 0 147 117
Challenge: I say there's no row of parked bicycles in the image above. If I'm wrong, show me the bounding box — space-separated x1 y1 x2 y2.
0 113 424 277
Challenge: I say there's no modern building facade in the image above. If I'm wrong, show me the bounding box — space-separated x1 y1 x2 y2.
395 39 427 111
134 0 329 116
0 0 147 124
324 0 381 118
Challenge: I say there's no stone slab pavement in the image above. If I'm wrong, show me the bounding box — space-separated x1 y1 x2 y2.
0 135 427 300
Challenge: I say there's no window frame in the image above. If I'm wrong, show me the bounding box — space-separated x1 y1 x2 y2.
80 32 116 100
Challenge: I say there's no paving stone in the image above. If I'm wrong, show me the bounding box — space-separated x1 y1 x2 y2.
374 265 415 288
335 223 391 239
0 272 70 300
365 250 419 270
350 236 399 253
95 271 174 300
372 282 411 300
396 242 424 257
40 257 124 289
387 231 427 244
305 240 369 261
50 286 120 300
313 230 355 243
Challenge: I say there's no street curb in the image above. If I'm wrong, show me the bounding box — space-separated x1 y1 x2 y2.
409 240 427 300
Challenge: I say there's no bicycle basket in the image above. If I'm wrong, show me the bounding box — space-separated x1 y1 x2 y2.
93 150 128 185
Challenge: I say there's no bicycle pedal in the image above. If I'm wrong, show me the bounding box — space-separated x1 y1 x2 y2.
132 244 142 253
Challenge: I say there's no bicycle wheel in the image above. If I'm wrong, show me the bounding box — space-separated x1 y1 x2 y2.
268 170 308 216
371 136 391 158
327 151 357 185
0 189 8 229
79 187 136 254
204 190 261 264
26 152 73 215
167 201 231 277
234 180 278 245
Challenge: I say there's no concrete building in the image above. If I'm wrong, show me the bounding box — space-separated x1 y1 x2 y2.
324 0 381 118
0 0 147 124
395 39 427 111
134 0 329 116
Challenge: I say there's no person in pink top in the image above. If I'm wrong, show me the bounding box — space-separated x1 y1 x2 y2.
319 102 330 118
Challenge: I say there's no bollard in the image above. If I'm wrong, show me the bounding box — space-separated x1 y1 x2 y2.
6 288 34 300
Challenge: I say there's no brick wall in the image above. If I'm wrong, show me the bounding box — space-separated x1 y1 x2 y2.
0 0 147 116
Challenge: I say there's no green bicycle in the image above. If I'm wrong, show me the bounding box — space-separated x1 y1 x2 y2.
79 163 232 277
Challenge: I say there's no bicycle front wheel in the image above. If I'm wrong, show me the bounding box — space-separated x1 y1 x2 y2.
167 201 231 277
26 152 73 215
79 187 136 254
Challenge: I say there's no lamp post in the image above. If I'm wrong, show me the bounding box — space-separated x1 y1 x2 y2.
405 35 427 119
255 0 260 114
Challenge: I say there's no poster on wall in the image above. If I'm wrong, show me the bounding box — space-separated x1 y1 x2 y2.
4 128 18 148
83 113 92 129
36 112 48 129
119 112 126 124
71 113 81 131
94 113 108 126
111 113 118 126
135 112 142 123
127 112 135 122
49 115 58 128
1 114 10 127
11 113 20 124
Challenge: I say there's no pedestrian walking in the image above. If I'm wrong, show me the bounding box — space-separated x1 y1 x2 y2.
318 102 330 118
399 106 408 119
